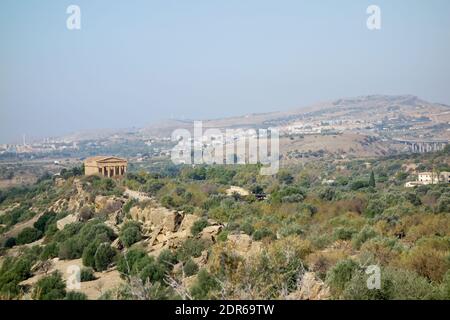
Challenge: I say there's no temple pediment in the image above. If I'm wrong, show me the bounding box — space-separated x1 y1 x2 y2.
85 156 128 164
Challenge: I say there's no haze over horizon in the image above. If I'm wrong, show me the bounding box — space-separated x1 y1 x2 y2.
1 0 450 144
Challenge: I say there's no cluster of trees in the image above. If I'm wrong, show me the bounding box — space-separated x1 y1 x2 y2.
32 271 87 300
44 219 118 272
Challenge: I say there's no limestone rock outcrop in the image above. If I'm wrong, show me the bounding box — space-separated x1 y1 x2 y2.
48 198 69 213
95 196 123 213
130 206 184 233
56 214 78 230
226 233 262 257
286 272 331 300
200 225 223 242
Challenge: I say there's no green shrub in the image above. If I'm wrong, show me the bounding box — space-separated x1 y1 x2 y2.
177 239 207 262
33 212 56 233
137 258 166 284
0 256 33 298
119 221 142 248
350 180 369 191
190 269 220 299
3 237 16 248
333 227 357 241
123 199 138 214
441 270 450 299
157 249 178 271
271 186 306 204
60 165 83 179
279 224 304 238
161 195 176 208
40 243 59 260
319 187 336 201
17 227 42 245
94 243 116 271
0 207 34 227
183 259 199 276
352 226 377 250
252 228 276 241
82 243 98 268
117 248 148 275
343 267 438 300
58 238 81 260
80 267 96 282
56 220 116 262
326 259 360 296
65 291 87 300
79 206 93 222
78 220 116 246
53 222 83 243
191 218 208 236
217 231 229 242
117 248 166 283
144 180 165 195
278 171 294 185
241 222 255 236
437 196 450 213
32 271 66 300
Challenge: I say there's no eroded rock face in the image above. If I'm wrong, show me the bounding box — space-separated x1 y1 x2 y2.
56 214 78 230
68 197 82 212
48 199 68 213
200 225 223 242
31 260 54 275
178 214 200 233
67 179 92 212
49 179 93 214
287 272 331 300
130 206 183 233
192 250 209 268
111 238 123 250
95 196 123 214
127 202 225 260
227 233 262 257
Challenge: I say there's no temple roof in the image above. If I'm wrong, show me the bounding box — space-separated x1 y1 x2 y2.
84 156 127 164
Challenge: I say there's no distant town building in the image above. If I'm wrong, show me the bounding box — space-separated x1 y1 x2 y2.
441 172 450 184
84 156 128 178
418 172 439 185
405 171 450 188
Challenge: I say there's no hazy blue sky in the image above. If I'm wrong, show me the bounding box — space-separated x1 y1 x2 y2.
1 0 450 143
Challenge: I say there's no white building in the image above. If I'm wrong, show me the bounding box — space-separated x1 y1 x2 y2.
405 171 450 188
418 172 439 185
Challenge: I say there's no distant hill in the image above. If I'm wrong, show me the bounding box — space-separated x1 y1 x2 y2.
139 94 450 138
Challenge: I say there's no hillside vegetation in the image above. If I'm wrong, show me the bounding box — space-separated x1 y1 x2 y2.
0 147 449 300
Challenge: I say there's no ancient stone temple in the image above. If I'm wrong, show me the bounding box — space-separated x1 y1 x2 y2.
84 156 128 178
